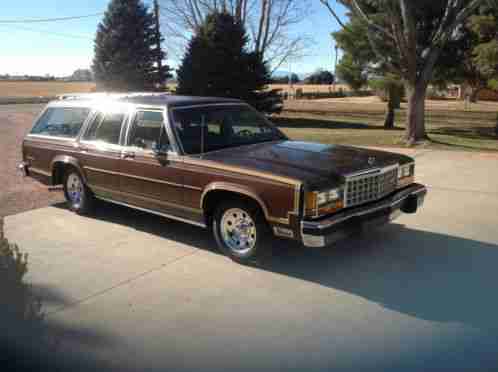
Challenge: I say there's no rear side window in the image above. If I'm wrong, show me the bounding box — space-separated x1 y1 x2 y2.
30 107 90 138
82 111 125 145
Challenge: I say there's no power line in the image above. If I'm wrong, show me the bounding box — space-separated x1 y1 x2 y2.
0 13 103 24
0 24 93 40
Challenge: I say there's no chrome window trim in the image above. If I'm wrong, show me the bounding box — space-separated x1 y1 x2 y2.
28 105 94 140
168 103 251 156
168 103 284 156
26 134 76 141
79 108 128 146
123 107 181 156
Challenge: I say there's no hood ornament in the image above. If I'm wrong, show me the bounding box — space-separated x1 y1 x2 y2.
368 157 376 166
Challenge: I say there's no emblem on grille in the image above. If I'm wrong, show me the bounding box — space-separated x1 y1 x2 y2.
368 157 376 166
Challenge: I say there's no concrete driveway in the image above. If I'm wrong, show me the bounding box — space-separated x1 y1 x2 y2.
4 149 498 371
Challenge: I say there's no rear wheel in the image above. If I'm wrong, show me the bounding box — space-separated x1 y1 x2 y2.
212 200 271 264
63 169 93 215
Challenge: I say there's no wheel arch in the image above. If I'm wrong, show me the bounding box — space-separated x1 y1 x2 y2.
201 182 271 224
50 155 87 186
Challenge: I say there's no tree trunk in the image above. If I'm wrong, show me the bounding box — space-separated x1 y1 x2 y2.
495 113 498 137
384 106 395 129
384 87 395 129
469 87 480 103
405 83 428 144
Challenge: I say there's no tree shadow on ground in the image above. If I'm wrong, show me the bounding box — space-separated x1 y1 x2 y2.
430 126 498 140
429 138 497 151
1 286 116 372
63 201 498 334
271 116 404 131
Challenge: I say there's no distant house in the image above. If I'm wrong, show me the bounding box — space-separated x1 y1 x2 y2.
70 69 93 82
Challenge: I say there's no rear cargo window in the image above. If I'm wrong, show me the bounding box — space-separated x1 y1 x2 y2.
30 107 90 138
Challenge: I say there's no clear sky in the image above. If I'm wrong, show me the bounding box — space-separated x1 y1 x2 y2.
0 0 347 77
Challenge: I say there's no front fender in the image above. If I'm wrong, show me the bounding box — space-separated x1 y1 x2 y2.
50 155 87 184
200 182 271 221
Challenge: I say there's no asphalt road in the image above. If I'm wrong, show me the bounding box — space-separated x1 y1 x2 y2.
3 110 498 371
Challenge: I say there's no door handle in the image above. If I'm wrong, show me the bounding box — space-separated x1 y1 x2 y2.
122 151 135 159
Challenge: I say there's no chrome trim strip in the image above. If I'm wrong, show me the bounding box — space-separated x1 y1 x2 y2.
182 158 301 187
84 166 121 176
345 163 399 179
94 196 207 228
199 181 291 225
29 167 51 177
170 103 247 110
183 184 203 191
89 184 203 214
26 134 76 141
83 166 187 189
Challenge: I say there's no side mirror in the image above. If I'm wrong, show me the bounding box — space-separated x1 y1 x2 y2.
152 142 169 157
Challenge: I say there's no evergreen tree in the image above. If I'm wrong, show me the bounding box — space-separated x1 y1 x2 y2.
92 0 171 91
176 11 282 114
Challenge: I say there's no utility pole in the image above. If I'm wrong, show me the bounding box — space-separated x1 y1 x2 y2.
333 43 338 92
153 0 163 89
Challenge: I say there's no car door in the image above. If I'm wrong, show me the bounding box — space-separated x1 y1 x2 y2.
78 107 127 200
118 108 198 221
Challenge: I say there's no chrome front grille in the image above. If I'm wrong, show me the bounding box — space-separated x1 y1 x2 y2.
344 165 399 207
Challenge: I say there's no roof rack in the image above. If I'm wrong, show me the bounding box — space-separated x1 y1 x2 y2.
57 92 171 101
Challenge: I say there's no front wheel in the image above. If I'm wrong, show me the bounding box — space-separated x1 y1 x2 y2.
63 169 93 215
212 201 270 264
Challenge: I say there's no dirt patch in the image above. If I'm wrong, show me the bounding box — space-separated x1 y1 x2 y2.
0 104 63 217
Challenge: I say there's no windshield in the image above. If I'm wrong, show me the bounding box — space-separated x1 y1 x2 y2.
171 104 286 155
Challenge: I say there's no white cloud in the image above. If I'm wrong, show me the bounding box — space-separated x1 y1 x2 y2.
0 55 92 77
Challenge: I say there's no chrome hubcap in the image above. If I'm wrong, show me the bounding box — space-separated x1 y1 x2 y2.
220 208 257 254
66 173 83 205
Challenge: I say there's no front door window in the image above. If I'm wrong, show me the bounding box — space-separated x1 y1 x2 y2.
127 110 168 151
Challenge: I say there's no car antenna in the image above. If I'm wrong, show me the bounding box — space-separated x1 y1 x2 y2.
200 114 205 159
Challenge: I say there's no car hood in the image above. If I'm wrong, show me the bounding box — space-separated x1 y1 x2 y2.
200 141 413 188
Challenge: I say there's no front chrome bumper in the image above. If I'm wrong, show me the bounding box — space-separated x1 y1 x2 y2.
301 183 427 248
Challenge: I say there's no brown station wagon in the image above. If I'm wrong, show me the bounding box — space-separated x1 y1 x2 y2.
19 93 427 263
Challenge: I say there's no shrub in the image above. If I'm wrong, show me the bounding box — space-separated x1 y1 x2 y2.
426 88 447 100
0 218 47 364
288 89 372 100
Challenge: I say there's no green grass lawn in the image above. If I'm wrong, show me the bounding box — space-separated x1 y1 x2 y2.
271 108 498 152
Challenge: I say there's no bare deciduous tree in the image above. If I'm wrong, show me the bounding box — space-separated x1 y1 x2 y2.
320 0 489 144
160 0 311 72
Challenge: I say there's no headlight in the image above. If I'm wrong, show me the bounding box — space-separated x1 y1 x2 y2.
398 163 414 179
305 187 344 217
398 163 415 187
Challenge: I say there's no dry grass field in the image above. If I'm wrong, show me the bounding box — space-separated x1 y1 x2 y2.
0 81 96 98
269 83 350 94
0 81 350 98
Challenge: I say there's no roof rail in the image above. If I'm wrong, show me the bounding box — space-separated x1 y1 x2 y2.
57 92 171 101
